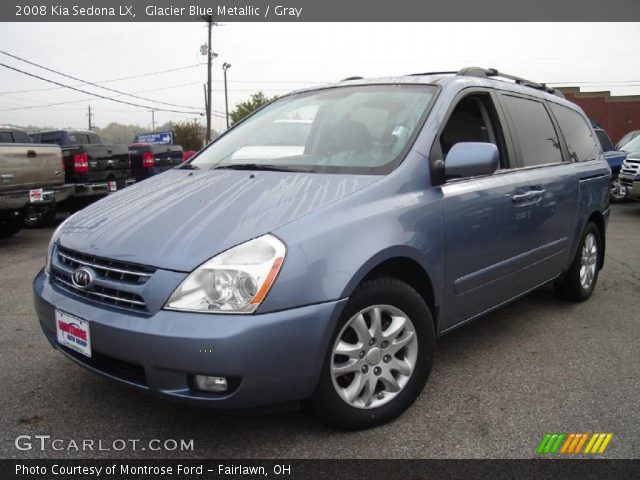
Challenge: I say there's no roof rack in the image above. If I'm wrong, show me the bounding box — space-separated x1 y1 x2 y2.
457 67 565 98
409 71 457 77
340 76 364 81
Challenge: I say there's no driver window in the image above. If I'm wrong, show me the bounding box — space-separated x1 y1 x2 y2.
439 94 507 169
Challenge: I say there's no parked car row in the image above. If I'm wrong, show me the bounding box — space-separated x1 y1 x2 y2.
1 126 188 237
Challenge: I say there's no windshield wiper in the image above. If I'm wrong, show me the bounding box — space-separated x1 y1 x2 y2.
213 163 310 173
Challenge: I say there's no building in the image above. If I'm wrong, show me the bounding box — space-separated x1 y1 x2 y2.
559 87 640 145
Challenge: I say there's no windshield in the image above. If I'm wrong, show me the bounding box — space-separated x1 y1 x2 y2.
621 134 640 154
189 84 436 174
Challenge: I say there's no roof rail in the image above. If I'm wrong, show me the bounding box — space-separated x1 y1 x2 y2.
456 67 565 98
340 76 364 81
409 71 457 77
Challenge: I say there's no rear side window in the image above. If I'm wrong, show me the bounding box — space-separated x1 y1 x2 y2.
0 132 12 143
39 133 60 144
12 131 31 143
502 95 563 167
550 104 602 162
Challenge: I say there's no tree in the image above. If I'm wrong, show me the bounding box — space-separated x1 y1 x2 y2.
170 119 206 151
229 92 277 126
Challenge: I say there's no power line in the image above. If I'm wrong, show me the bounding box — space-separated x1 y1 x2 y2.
0 81 227 116
0 62 204 115
0 64 204 95
0 50 202 111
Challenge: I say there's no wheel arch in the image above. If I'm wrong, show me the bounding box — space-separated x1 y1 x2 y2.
342 250 439 331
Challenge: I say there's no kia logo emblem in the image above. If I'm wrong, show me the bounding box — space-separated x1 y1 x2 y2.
71 267 95 290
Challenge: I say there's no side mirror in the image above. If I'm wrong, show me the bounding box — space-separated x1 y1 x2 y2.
444 142 499 178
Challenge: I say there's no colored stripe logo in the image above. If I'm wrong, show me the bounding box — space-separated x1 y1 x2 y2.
537 433 613 455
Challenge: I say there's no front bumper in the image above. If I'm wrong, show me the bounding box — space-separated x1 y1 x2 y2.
33 269 346 408
618 174 640 199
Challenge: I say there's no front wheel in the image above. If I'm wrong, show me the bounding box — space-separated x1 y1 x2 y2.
556 222 602 301
309 276 435 429
610 176 626 203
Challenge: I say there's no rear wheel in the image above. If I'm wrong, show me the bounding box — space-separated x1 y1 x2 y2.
24 204 57 228
556 222 602 301
309 276 435 429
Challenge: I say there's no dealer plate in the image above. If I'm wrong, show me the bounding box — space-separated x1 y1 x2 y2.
29 188 43 202
55 310 91 357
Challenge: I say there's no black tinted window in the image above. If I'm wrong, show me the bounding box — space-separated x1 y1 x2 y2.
11 131 31 143
502 95 563 167
550 104 601 162
0 132 12 143
39 133 60 144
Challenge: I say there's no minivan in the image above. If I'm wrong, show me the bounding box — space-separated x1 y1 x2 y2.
34 68 610 429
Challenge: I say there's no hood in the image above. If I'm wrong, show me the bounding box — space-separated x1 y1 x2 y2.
58 169 379 271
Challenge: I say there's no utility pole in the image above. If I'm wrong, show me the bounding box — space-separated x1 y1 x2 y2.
203 15 214 143
222 63 231 129
149 110 156 131
87 105 93 130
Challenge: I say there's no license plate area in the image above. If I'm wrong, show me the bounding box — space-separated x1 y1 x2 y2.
55 310 91 357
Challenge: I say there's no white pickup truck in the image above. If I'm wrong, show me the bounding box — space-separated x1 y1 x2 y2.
0 127 73 237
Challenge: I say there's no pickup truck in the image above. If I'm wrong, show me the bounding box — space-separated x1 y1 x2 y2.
128 143 183 182
0 127 72 237
592 123 627 202
618 134 640 200
30 130 134 208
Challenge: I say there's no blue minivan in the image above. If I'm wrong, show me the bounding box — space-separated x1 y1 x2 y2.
34 68 610 429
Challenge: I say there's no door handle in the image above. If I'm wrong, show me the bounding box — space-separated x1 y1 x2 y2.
26 150 37 158
511 192 533 203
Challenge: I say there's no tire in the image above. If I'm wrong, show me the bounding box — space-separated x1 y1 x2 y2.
24 205 57 228
610 176 626 203
309 276 435 430
0 219 22 238
556 222 602 301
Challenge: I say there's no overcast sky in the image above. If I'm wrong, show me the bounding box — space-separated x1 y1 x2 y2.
1 22 639 133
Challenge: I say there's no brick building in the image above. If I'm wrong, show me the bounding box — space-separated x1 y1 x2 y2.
559 87 640 145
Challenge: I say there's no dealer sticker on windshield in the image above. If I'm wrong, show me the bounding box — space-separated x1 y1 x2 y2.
55 310 91 357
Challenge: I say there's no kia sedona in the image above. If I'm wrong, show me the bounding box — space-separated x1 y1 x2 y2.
34 68 610 429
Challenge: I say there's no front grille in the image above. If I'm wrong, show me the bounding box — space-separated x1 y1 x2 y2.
57 246 155 285
60 345 147 387
621 159 640 176
52 246 155 312
52 271 147 311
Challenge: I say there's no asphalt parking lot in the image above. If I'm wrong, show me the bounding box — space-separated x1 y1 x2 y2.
1 203 638 459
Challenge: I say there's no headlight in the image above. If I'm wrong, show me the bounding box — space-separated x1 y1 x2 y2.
165 234 286 314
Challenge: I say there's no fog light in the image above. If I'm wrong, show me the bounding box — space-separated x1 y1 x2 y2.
193 375 228 392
